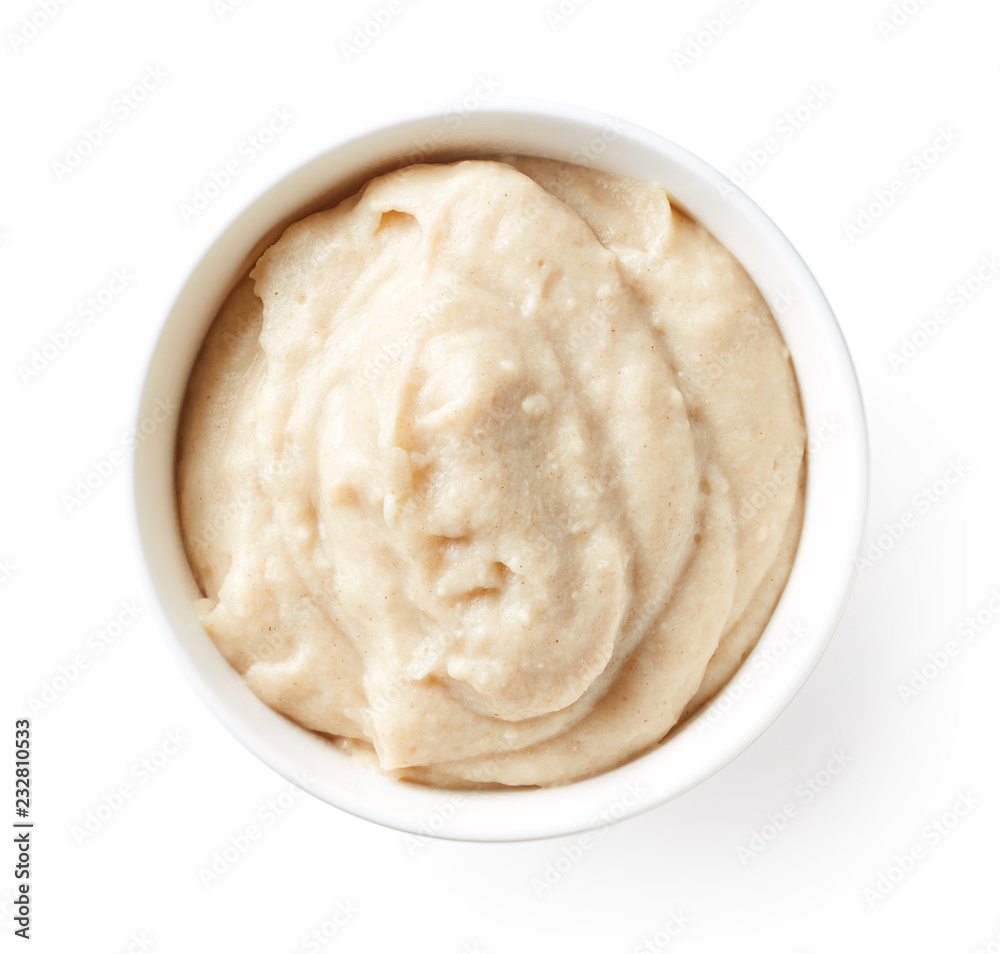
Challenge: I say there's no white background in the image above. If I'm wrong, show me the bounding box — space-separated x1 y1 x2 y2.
3 0 999 951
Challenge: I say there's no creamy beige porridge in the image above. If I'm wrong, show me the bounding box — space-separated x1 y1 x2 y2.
176 156 806 787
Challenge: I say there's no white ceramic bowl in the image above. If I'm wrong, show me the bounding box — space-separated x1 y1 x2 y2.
133 103 868 842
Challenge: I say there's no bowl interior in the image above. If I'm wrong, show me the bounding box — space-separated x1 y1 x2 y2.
133 104 868 842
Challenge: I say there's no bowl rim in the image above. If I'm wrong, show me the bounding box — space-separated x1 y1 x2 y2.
132 99 869 842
